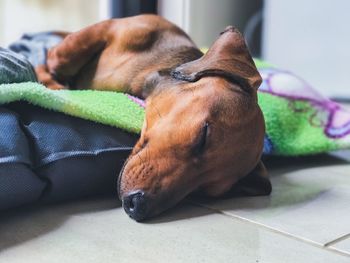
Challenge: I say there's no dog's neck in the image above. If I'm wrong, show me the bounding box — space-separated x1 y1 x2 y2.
135 46 203 99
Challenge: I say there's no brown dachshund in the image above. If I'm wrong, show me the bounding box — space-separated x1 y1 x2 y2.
35 14 271 221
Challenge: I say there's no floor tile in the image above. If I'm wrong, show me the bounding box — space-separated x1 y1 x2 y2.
0 197 348 263
191 154 350 246
331 236 350 255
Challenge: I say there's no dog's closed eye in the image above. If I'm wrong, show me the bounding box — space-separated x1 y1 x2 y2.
192 122 209 155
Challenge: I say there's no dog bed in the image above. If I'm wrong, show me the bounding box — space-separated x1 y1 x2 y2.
0 48 138 210
1 48 350 211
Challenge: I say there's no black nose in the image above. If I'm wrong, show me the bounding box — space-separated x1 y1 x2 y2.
122 191 148 221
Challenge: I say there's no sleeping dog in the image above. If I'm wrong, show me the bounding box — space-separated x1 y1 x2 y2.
35 14 271 221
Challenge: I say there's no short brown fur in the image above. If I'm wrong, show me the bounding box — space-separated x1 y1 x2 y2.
36 15 271 221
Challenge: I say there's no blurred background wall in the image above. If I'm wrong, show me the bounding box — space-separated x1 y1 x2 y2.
0 0 109 46
263 0 350 98
158 0 350 98
158 0 262 57
0 0 349 98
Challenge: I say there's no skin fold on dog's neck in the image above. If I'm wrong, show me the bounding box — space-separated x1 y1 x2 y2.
134 46 204 98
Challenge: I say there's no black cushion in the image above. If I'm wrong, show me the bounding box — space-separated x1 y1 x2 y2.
0 102 138 210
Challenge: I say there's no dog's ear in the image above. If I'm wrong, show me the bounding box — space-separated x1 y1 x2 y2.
225 161 272 197
171 26 262 92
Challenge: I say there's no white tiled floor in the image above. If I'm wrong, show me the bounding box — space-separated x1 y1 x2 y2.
0 152 350 262
332 237 350 256
191 155 350 246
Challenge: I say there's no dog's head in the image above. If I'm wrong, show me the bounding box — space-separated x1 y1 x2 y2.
118 27 271 221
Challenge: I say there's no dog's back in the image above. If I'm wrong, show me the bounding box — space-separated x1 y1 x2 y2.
47 15 203 96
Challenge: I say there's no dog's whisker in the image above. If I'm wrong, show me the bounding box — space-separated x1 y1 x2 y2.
137 152 144 164
154 106 162 119
147 147 151 164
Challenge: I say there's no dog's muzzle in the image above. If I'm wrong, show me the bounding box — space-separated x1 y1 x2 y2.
117 160 151 221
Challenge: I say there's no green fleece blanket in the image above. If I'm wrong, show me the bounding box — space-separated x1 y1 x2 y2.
1 59 350 156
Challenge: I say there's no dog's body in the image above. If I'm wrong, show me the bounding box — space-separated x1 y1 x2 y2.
37 15 201 95
36 15 271 221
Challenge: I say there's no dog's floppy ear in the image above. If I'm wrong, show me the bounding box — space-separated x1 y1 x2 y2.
226 161 272 197
171 26 262 92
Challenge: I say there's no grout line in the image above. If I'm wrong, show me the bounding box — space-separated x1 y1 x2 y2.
327 246 350 257
187 200 350 258
325 233 350 247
